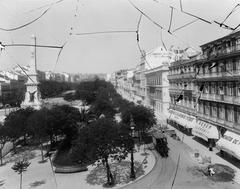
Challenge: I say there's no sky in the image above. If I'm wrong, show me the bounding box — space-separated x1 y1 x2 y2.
0 0 239 74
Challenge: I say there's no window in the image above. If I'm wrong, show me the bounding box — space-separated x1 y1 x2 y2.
234 106 238 123
216 82 219 95
212 103 217 117
237 83 240 97
226 60 233 72
209 82 212 94
199 101 203 113
219 104 225 120
211 82 216 94
233 59 237 71
225 105 233 122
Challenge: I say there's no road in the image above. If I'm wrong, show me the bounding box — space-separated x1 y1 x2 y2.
122 135 240 189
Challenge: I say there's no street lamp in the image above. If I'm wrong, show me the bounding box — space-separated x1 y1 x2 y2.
130 116 136 179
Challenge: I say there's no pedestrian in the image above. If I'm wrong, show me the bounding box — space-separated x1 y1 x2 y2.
208 166 215 176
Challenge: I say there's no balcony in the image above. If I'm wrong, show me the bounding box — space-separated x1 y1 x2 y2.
196 69 240 81
169 88 198 97
197 112 240 131
169 103 197 116
200 93 240 106
168 72 195 80
206 44 240 59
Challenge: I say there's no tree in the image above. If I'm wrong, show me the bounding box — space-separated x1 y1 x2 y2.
71 118 131 186
4 107 35 146
79 108 97 125
27 108 48 162
39 80 74 99
0 126 10 165
49 105 80 141
121 105 156 142
11 159 31 189
74 78 116 105
91 88 116 118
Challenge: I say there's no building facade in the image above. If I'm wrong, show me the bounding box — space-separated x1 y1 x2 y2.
195 30 240 136
168 30 240 155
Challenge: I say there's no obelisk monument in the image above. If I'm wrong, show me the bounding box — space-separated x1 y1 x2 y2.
21 35 42 110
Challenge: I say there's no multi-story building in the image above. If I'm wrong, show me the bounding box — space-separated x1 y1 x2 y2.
194 30 240 155
168 30 240 156
144 46 177 125
168 55 201 132
133 51 147 105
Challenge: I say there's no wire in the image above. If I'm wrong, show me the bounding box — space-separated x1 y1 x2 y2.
172 19 198 33
128 0 163 29
74 30 137 36
137 14 143 31
168 6 174 34
221 4 240 25
3 44 63 49
179 0 183 11
16 64 35 83
182 11 211 24
128 0 200 52
160 29 167 51
24 0 65 13
53 0 82 72
0 7 51 32
136 14 143 42
214 21 235 31
136 40 152 69
179 0 211 24
53 41 68 71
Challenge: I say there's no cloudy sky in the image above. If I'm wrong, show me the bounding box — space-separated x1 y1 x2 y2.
0 0 239 74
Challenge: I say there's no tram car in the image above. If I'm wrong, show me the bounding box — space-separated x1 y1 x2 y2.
152 132 169 158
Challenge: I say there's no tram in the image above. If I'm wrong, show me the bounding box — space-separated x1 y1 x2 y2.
152 132 169 158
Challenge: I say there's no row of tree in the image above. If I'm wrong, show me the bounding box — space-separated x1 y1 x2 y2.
0 78 156 186
0 105 82 164
65 79 156 185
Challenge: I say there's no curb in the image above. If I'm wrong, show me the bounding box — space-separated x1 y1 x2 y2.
117 149 159 189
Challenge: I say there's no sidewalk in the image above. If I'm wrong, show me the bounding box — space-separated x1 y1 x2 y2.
166 123 240 184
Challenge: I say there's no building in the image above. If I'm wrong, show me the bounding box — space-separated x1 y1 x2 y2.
168 55 201 134
194 30 240 155
133 51 147 105
144 46 177 125
168 30 240 156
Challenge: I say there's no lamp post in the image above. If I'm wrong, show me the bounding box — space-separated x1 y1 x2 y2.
130 116 136 179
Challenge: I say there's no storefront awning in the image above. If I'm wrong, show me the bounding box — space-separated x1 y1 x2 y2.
192 120 219 141
168 109 196 129
216 131 240 160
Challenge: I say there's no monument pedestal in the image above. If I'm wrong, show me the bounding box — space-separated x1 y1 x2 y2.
21 35 42 110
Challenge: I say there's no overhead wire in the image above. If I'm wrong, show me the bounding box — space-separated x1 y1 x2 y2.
168 6 174 34
179 0 211 24
24 0 65 13
172 19 198 33
135 13 152 69
160 29 167 51
74 30 137 36
128 0 163 29
0 7 51 32
128 0 200 52
220 4 240 24
53 0 80 71
3 43 63 49
3 46 36 84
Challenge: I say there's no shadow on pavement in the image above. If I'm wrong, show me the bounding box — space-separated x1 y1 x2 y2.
216 151 240 169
